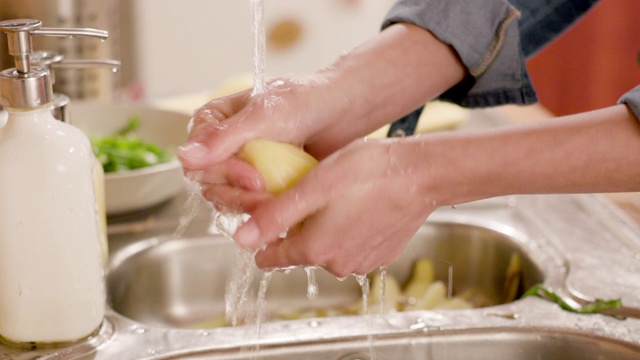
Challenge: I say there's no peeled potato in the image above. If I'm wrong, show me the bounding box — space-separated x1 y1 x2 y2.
238 139 318 194
368 272 402 314
404 281 447 311
403 258 435 301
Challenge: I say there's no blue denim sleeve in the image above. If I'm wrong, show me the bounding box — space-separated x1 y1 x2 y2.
619 86 640 122
382 0 537 108
383 0 604 137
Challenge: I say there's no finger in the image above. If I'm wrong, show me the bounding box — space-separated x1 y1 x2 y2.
202 184 272 213
254 238 306 270
178 92 255 169
187 92 251 141
254 229 355 278
232 173 325 249
194 157 264 190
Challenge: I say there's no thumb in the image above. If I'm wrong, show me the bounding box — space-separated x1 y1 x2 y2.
233 178 323 250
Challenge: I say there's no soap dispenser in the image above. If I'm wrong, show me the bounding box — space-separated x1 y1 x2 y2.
0 19 108 346
29 50 122 267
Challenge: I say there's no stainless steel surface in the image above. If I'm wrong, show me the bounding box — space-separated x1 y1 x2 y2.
29 50 120 122
0 19 41 74
0 0 120 100
107 220 544 329
162 329 640 360
30 27 108 40
0 19 110 108
1 194 640 360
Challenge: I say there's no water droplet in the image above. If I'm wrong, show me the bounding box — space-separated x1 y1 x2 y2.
308 320 320 328
409 321 427 330
130 326 146 334
111 67 118 73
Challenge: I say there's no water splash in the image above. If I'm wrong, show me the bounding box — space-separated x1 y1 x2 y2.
305 266 319 300
379 266 387 315
354 274 370 314
173 176 204 239
354 273 376 360
255 271 273 343
225 247 258 326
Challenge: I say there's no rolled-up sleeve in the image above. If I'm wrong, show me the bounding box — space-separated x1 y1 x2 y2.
619 86 640 121
382 0 537 108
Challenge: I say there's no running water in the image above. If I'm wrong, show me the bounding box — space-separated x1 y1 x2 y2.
255 271 273 342
355 273 376 360
250 0 266 96
305 267 319 300
172 178 204 240
378 266 387 315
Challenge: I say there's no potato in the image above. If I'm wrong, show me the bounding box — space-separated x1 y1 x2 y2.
404 281 447 311
368 272 402 314
238 139 318 194
403 258 435 301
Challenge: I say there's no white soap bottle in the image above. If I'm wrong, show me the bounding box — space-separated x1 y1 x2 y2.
0 19 107 346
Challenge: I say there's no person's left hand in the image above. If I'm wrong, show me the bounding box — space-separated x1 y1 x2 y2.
225 137 438 278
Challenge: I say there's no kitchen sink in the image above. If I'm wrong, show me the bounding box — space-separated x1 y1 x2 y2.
3 194 640 360
107 219 544 328
161 329 640 360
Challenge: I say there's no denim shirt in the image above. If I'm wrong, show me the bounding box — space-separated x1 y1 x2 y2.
383 0 640 136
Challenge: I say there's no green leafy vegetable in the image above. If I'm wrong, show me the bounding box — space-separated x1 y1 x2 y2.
523 284 622 315
91 117 173 173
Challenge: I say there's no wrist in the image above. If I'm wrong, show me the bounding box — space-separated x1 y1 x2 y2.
321 23 466 132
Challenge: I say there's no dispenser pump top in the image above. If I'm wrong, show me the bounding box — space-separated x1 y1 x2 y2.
0 19 108 109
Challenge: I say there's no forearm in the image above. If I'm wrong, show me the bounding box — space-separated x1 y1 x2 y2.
311 23 466 147
412 104 640 206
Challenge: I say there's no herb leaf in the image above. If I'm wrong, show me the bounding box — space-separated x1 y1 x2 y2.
91 117 173 173
523 284 622 315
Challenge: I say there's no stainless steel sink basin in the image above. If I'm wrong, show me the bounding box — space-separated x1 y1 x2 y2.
162 329 640 360
107 219 543 328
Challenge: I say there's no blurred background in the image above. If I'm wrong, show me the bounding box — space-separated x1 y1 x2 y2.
0 0 395 102
0 0 638 115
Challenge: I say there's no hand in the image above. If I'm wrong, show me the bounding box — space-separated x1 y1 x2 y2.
233 137 437 278
177 75 381 212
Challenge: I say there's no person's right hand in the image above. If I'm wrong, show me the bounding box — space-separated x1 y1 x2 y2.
177 75 383 212
231 135 441 277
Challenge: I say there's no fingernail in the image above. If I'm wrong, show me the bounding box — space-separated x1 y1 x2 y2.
235 219 261 248
239 176 262 191
177 142 209 163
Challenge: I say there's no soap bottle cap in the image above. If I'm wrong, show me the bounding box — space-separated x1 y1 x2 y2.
0 19 108 109
29 50 120 122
